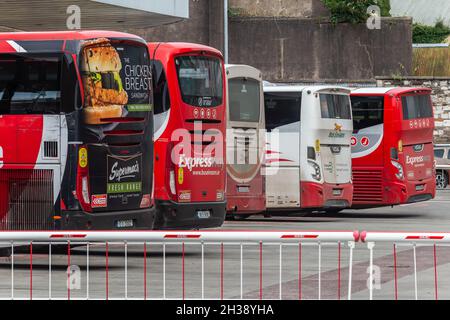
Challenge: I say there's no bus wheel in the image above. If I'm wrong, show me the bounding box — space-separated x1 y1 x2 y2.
436 171 448 189
324 209 344 215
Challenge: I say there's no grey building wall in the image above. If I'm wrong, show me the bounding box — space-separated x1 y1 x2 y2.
229 17 413 81
129 1 413 82
126 0 224 52
229 0 328 18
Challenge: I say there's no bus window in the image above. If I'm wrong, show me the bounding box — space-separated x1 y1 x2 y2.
152 60 170 115
61 54 82 113
229 77 260 122
350 96 384 132
175 55 223 107
401 95 433 120
264 92 301 131
0 53 61 115
434 149 444 158
319 94 352 120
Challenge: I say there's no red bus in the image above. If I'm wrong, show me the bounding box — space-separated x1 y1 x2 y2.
149 42 226 229
350 87 435 207
0 31 155 230
225 64 265 219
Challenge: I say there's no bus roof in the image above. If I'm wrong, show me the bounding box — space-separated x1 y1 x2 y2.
225 64 261 80
351 87 432 95
263 84 351 94
148 42 223 60
0 30 144 41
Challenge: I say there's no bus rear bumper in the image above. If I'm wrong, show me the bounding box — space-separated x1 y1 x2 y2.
154 200 226 230
227 195 266 214
301 181 352 209
60 207 156 230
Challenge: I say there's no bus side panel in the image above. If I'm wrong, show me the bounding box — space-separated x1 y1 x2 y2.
265 129 300 209
265 166 300 208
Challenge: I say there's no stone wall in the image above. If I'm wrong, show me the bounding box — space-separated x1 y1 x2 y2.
229 0 328 18
229 17 413 81
376 77 450 143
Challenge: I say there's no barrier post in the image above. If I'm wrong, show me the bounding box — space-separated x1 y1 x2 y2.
367 242 375 300
347 241 355 300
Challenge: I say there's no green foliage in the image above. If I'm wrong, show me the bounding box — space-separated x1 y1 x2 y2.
413 21 450 43
321 0 391 24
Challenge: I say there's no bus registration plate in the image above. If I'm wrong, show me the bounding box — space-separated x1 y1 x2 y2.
332 189 342 196
197 210 211 219
416 184 425 191
238 186 250 193
116 219 134 228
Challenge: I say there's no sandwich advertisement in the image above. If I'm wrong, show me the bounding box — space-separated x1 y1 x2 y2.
79 37 153 212
80 37 152 125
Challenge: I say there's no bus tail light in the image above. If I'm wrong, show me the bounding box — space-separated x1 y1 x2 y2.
391 160 404 180
165 142 177 200
76 146 92 212
81 176 90 204
169 170 176 195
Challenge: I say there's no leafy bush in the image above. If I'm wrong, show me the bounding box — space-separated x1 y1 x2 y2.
321 0 391 24
413 21 450 43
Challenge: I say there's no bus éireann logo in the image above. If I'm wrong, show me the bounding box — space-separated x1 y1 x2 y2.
329 123 344 138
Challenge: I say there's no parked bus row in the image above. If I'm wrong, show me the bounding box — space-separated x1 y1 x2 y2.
0 31 436 230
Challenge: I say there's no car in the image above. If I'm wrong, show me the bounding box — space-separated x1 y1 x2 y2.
434 144 450 189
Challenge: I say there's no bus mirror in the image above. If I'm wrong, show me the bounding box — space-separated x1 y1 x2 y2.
307 146 316 160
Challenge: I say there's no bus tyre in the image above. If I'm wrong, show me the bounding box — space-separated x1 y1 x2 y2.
232 214 252 221
324 209 344 215
436 170 448 189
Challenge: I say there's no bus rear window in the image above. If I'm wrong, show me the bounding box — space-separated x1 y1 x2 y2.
350 96 384 132
401 95 433 120
175 55 223 107
319 94 351 120
434 149 445 158
0 53 61 115
229 78 260 122
264 92 301 131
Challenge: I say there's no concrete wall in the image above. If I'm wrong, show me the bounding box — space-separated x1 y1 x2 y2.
229 17 413 81
377 77 450 144
229 0 329 18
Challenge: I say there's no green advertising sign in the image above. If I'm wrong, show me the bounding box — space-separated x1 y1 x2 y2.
107 182 142 194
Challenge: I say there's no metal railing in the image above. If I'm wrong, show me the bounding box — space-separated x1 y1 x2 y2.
361 231 450 300
0 230 358 300
2 230 450 300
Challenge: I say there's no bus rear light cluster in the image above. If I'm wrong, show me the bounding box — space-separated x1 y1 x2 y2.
81 176 90 204
308 160 322 181
169 170 176 195
391 160 404 180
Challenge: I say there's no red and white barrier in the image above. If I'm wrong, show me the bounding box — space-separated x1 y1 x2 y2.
0 230 358 301
0 230 359 243
361 231 450 300
361 231 450 243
